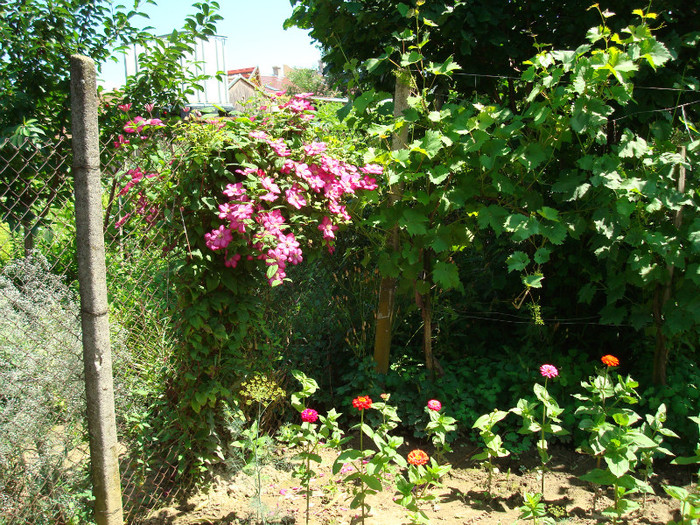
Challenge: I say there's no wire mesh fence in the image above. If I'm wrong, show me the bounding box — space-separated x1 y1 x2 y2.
0 134 184 524
0 135 90 524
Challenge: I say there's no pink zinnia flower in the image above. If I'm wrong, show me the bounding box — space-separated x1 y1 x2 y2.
540 364 559 379
301 408 318 423
427 399 442 411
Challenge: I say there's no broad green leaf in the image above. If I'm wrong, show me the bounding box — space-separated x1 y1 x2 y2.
401 208 428 235
663 485 689 501
534 247 551 264
360 473 383 491
433 261 461 290
537 207 560 222
477 205 509 235
506 251 530 273
580 468 616 486
522 273 544 288
419 130 444 159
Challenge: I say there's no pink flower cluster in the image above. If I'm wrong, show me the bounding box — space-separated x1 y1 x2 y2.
204 123 381 285
114 168 161 229
123 116 164 134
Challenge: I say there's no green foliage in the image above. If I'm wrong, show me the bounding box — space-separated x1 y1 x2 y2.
518 492 555 525
664 414 700 524
334 7 699 384
107 88 378 479
0 254 92 523
472 409 510 495
286 68 336 97
394 456 451 525
0 0 153 136
574 362 665 521
116 1 223 112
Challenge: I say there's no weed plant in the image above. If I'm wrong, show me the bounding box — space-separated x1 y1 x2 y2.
0 254 91 523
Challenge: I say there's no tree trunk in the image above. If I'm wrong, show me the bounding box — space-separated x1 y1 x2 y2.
651 146 686 385
373 72 411 374
22 218 34 255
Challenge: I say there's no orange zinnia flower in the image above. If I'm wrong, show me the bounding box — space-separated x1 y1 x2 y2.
407 449 429 466
601 355 620 367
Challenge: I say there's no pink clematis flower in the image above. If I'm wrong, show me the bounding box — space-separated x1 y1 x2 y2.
318 216 338 240
205 225 233 251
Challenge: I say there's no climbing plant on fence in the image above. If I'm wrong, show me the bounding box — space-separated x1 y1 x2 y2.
347 5 699 380
108 94 379 476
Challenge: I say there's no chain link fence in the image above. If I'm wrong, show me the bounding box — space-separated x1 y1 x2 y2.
0 133 183 524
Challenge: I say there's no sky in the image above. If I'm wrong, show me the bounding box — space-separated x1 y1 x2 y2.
98 0 322 90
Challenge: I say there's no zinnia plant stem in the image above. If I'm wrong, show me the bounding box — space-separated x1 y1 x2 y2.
541 377 548 496
305 449 310 525
360 409 365 525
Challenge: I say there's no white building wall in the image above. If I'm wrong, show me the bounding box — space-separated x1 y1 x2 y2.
124 35 229 106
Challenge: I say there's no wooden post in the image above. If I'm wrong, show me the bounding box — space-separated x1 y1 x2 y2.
373 71 411 374
652 146 686 386
71 54 124 525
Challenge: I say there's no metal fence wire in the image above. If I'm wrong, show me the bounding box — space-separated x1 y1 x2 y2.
0 135 183 524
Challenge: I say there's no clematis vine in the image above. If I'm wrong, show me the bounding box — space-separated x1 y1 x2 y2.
113 91 380 285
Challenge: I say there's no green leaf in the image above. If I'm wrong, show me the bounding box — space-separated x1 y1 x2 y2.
580 468 616 486
477 205 509 235
419 130 444 159
537 207 560 222
522 273 545 288
401 50 423 66
507 251 530 273
664 485 689 501
401 208 428 235
433 261 461 290
605 453 630 478
534 248 551 264
360 473 383 491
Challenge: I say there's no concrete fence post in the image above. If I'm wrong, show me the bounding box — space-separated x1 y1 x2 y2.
71 54 124 525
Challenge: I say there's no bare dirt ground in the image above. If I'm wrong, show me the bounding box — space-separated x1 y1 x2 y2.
143 443 696 525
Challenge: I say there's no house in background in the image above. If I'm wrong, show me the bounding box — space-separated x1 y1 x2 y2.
124 36 231 108
226 64 294 109
227 66 262 111
260 65 294 94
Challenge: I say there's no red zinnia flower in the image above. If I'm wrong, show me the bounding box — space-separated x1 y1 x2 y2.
301 408 318 423
427 399 442 411
407 449 429 466
601 355 620 367
352 395 372 411
539 364 559 379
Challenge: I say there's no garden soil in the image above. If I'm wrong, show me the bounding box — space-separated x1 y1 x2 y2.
143 444 696 525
